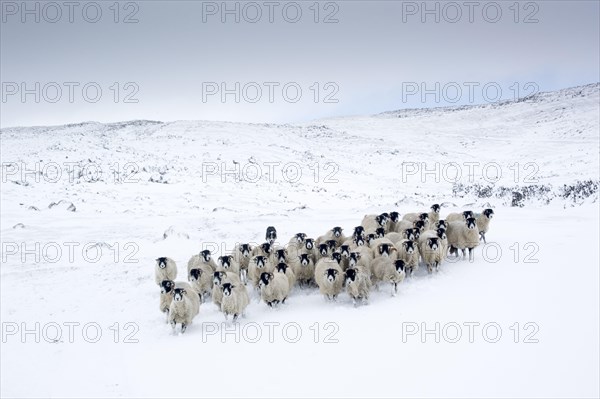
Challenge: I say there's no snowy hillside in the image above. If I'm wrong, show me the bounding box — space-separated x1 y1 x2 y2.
1 84 599 398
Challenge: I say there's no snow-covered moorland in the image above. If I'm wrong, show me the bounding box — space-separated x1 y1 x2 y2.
1 83 599 398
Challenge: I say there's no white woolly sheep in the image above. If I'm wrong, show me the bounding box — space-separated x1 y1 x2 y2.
269 247 289 265
212 271 242 307
231 243 253 284
155 257 177 285
418 234 444 274
188 262 214 302
361 213 389 234
397 239 420 276
259 271 290 307
371 258 406 296
445 210 474 223
287 233 307 250
370 237 398 260
217 255 240 275
317 226 347 247
159 280 175 320
168 286 200 334
387 211 401 233
344 266 371 306
248 255 274 288
220 282 250 322
476 208 494 243
446 217 479 261
187 250 217 274
251 242 273 258
288 253 315 286
314 258 344 300
275 262 296 292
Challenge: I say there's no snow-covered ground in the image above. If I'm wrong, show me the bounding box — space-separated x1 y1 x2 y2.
1 84 599 398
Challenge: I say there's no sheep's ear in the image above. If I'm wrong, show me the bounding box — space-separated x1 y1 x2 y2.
268 273 273 280
333 269 338 275
357 253 362 259
230 284 236 289
181 289 186 294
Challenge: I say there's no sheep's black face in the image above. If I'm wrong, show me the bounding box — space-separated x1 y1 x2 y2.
403 229 415 240
173 288 186 301
484 209 494 219
437 220 447 229
463 210 474 219
375 227 385 238
375 215 387 226
325 268 338 282
261 243 272 254
254 256 267 268
366 234 376 245
266 226 277 243
305 239 314 250
403 240 415 254
240 244 251 258
436 228 447 240
353 226 365 238
160 280 174 293
332 227 343 238
213 271 225 285
354 236 365 247
331 252 342 264
299 253 310 266
295 233 306 243
200 250 211 262
390 211 400 223
221 283 234 296
419 213 429 222
345 268 357 283
411 228 421 239
427 237 439 250
349 252 360 267
189 269 202 282
326 240 337 250
275 249 286 263
414 220 425 231
156 257 168 269
431 204 441 213
318 244 329 256
379 243 391 257
340 245 350 258
394 260 405 272
218 256 231 268
276 263 287 273
466 217 477 229
258 272 272 288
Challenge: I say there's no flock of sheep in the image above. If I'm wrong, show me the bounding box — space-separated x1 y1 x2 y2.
155 204 495 333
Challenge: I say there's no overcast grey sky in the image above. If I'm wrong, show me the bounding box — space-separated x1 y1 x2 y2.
1 0 598 127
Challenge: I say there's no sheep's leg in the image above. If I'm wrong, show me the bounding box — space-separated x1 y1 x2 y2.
392 282 397 297
461 248 466 259
170 320 176 330
352 298 357 307
427 264 433 274
233 314 238 322
181 323 187 333
479 232 486 244
469 248 474 262
282 297 287 304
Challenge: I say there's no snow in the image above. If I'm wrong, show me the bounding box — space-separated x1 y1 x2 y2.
0 84 599 398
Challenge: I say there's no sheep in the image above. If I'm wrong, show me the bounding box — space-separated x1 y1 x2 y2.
251 242 273 258
288 253 315 286
317 227 346 247
217 255 241 276
387 211 401 233
248 255 274 288
445 210 474 223
371 258 406 296
397 239 420 276
337 245 351 270
188 263 214 302
287 233 307 250
352 226 366 240
231 243 253 284
370 237 398 259
344 267 371 306
155 257 177 285
375 227 386 239
435 220 448 230
212 271 242 307
342 235 366 250
168 286 200 334
187 250 217 274
476 208 494 243
220 282 250 322
314 258 344 300
362 213 389 235
418 235 444 274
316 243 333 261
265 226 277 245
159 280 175 320
348 249 373 277
258 271 290 307
395 219 426 234
275 262 296 292
403 204 441 228
446 217 479 261
270 247 289 265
